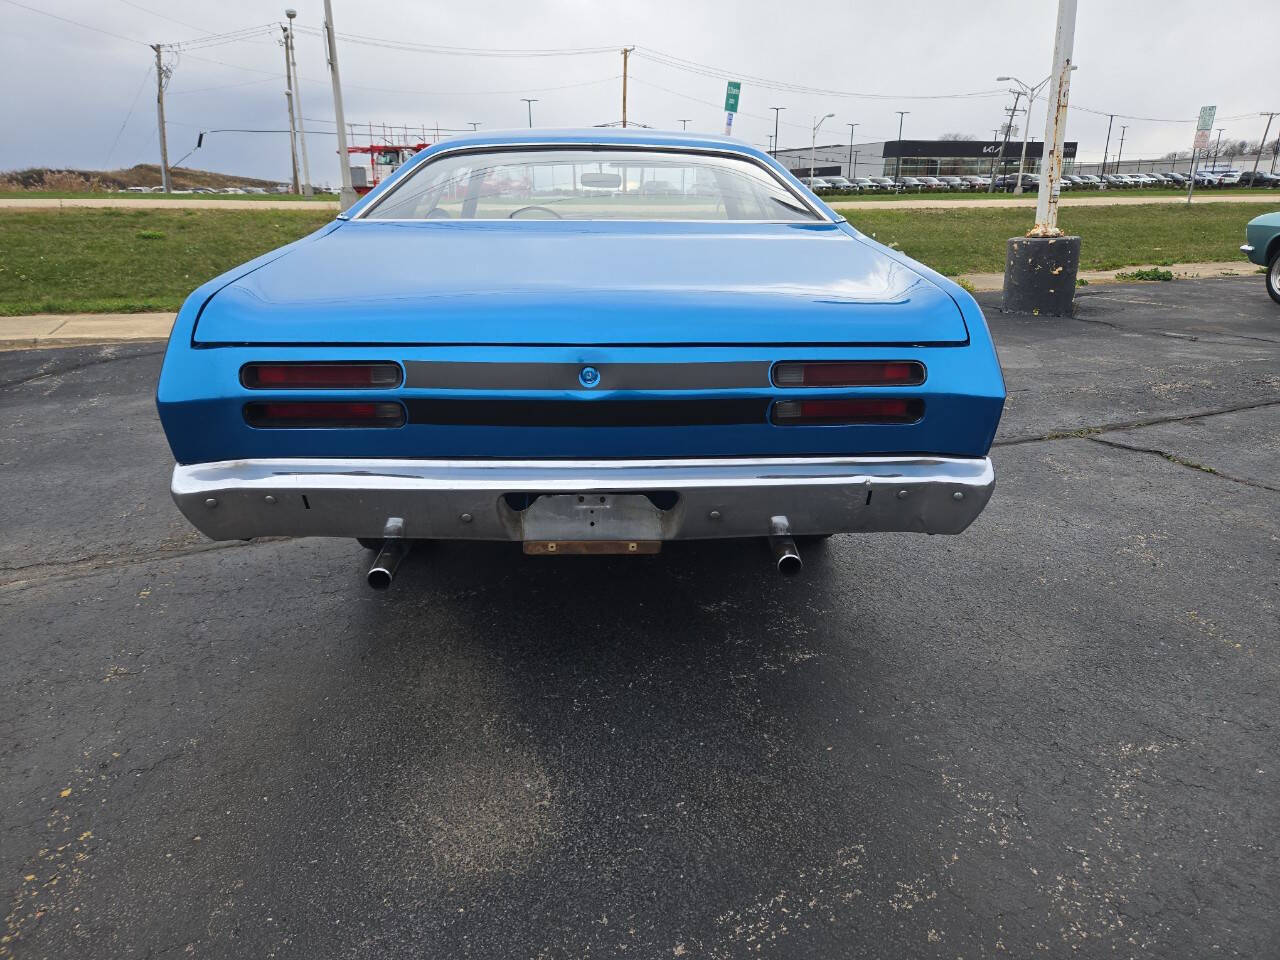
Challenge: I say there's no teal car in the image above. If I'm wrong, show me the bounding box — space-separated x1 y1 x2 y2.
1241 211 1280 304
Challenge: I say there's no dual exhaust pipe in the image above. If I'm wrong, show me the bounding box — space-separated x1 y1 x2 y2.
769 515 803 578
364 514 804 589
367 517 410 590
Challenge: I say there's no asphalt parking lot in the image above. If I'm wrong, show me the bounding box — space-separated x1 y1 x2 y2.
2 277 1277 959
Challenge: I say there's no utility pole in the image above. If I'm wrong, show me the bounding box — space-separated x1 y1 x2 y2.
321 0 355 209
846 122 858 178
280 26 300 194
151 44 172 192
1211 128 1224 170
893 110 909 192
1115 124 1127 174
988 93 1021 193
285 10 312 196
678 119 690 130
769 106 784 158
468 122 480 131
1250 112 1276 183
1099 113 1114 176
521 98 538 128
620 46 634 128
1030 0 1077 237
851 149 860 178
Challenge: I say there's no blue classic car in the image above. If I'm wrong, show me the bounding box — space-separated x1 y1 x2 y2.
156 130 1005 586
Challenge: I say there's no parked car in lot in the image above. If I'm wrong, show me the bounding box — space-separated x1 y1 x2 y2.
1241 210 1280 304
937 176 969 191
1165 172 1188 186
895 176 925 191
852 177 881 192
963 175 991 190
1192 171 1222 187
870 176 897 190
1075 174 1105 189
823 176 858 193
915 176 947 191
798 176 835 194
1217 170 1243 186
1238 171 1279 188
155 130 1006 586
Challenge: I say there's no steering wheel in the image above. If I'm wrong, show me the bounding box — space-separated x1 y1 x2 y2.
508 205 563 219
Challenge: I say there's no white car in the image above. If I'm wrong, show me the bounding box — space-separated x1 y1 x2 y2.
1217 170 1243 186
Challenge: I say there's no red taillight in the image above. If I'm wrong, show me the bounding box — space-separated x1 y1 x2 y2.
772 398 924 425
241 362 402 389
772 361 925 388
244 401 405 428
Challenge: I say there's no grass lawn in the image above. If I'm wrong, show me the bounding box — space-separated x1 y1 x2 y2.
0 208 334 315
835 201 1263 275
0 202 1267 315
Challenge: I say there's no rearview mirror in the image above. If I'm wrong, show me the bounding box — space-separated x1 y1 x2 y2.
580 172 621 189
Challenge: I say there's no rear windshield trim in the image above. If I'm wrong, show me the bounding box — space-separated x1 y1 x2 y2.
352 142 834 224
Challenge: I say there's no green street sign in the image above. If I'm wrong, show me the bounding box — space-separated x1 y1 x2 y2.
724 81 741 113
1196 105 1216 132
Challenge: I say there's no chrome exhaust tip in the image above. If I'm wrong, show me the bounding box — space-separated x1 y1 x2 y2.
768 515 803 578
366 517 409 590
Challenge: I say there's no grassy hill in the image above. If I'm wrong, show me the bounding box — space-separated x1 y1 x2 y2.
0 164 284 192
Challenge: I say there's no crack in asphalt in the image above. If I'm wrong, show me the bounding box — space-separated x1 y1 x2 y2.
993 397 1280 448
0 539 276 594
1087 435 1280 493
0 346 164 391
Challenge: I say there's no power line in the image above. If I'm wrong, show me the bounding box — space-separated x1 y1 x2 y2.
1 0 149 46
291 26 615 58
632 46 1007 101
104 62 154 167
111 0 212 36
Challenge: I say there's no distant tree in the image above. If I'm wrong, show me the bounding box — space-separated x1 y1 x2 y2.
938 132 977 141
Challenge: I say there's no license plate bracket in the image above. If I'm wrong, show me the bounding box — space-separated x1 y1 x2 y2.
520 493 664 543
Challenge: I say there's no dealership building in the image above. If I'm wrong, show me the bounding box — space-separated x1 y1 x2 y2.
773 138 1079 180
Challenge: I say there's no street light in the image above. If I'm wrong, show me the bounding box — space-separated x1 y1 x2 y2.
998 73 1051 194
846 122 859 179
810 112 834 181
769 106 785 159
893 111 910 192
520 98 538 128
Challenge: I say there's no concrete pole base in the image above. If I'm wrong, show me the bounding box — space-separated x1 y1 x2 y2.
1001 235 1081 317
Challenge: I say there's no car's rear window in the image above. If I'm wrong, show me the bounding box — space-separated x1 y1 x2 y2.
360 147 821 222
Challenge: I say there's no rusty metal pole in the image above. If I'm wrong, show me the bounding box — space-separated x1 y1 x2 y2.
1030 0 1077 236
1003 0 1080 317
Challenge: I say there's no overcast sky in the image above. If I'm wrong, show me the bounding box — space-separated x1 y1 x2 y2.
3 0 1278 184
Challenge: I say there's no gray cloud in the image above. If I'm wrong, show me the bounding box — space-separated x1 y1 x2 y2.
2 0 1277 183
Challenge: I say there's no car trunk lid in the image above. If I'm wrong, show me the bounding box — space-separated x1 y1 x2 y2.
192 220 969 347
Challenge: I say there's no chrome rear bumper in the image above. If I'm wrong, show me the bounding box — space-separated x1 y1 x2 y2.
171 455 996 542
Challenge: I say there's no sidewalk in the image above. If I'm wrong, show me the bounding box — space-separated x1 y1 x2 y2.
0 312 174 349
0 261 1260 348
